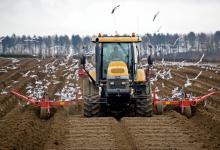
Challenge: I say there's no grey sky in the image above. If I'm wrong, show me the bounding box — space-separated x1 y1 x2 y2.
0 0 220 36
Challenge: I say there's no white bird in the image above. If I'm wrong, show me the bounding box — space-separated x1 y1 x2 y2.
111 5 120 14
153 11 160 21
167 69 173 79
162 82 165 88
150 73 159 84
184 75 192 87
0 69 7 72
173 37 182 47
177 60 185 69
12 80 19 84
30 75 38 78
54 92 61 96
154 87 160 93
161 58 165 66
53 80 60 85
23 71 30 77
35 81 42 85
26 85 33 89
190 71 202 81
0 90 8 95
172 87 179 95
194 54 204 66
11 58 20 63
208 88 214 92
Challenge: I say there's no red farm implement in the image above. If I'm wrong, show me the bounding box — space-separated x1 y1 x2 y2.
10 89 81 119
153 91 215 117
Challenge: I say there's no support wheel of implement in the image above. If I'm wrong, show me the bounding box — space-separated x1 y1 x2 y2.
183 106 192 118
136 96 153 117
40 108 48 119
84 98 100 117
156 103 163 115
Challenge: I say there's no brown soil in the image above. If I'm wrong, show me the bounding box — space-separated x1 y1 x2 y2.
0 58 219 150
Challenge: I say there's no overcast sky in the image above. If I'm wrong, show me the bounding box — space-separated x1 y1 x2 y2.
0 0 220 36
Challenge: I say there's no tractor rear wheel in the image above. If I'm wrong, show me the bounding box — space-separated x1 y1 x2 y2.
136 95 153 117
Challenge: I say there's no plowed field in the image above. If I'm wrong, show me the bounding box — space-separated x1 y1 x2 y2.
0 58 219 150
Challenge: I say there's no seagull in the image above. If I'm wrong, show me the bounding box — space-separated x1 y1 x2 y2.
161 58 165 66
111 5 120 14
153 11 160 21
173 37 182 47
162 82 165 88
154 87 160 93
23 71 30 77
0 90 8 95
194 54 204 66
208 88 214 92
166 69 172 79
172 87 179 95
0 69 7 73
150 70 160 83
177 60 185 69
184 75 192 87
11 58 20 63
190 71 202 81
12 80 19 84
157 26 162 32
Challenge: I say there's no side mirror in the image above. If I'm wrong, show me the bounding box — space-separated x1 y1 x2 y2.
148 55 153 66
80 54 86 67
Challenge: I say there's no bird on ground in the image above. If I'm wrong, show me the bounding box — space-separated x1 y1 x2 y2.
208 87 214 92
177 60 185 69
184 75 192 87
162 82 165 88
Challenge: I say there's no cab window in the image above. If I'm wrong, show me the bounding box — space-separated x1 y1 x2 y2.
102 43 132 79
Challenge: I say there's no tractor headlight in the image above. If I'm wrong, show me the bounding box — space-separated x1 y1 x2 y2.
121 81 126 85
110 82 114 85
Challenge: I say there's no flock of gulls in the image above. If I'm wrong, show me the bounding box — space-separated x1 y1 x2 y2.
0 56 82 102
150 54 219 99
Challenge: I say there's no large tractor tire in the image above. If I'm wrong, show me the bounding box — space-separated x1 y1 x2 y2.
84 98 101 117
136 94 153 117
83 78 101 117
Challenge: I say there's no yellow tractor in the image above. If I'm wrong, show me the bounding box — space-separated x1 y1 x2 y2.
80 33 153 117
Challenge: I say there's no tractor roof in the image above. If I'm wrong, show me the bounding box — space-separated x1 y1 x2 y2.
92 35 142 43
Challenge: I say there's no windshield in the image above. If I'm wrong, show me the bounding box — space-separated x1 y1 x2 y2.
102 43 132 78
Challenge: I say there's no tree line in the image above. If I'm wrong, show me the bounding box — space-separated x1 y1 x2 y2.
0 34 92 57
0 31 220 60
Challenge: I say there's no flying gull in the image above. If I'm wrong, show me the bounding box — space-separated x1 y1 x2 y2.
111 5 120 14
153 11 160 21
194 54 205 66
